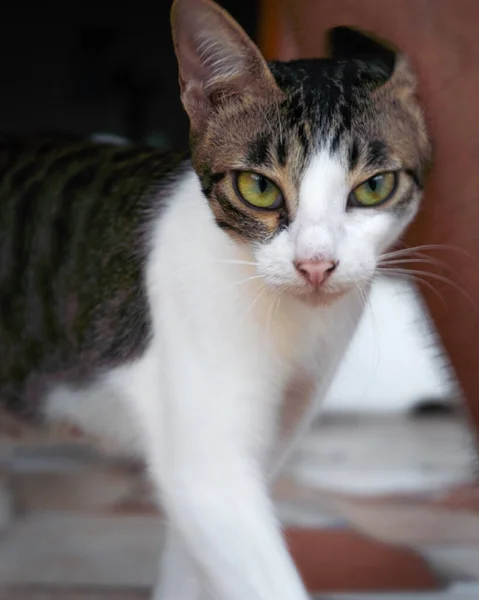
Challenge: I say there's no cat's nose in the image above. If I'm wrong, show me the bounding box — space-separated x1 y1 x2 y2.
295 259 338 288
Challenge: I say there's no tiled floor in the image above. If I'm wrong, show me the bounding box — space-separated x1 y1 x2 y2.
0 414 477 597
0 585 479 599
291 413 476 495
0 589 147 600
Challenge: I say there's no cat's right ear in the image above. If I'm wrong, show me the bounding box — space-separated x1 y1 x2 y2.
171 0 280 129
327 26 397 79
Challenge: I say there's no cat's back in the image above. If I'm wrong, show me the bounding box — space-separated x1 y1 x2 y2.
0 134 188 418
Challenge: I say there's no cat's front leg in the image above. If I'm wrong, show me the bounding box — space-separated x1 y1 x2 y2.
151 424 308 600
132 352 309 600
154 524 203 600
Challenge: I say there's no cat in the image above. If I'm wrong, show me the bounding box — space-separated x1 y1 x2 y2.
0 0 430 598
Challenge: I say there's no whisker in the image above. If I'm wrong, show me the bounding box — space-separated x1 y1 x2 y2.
381 249 452 267
380 266 474 305
376 269 447 307
218 259 259 266
230 274 264 287
354 281 380 396
383 243 460 255
273 294 282 323
379 257 456 272
379 245 473 276
354 285 367 310
264 292 280 342
238 285 267 323
382 243 474 262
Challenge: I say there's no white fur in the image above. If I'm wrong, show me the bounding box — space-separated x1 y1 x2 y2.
196 34 243 82
45 149 416 600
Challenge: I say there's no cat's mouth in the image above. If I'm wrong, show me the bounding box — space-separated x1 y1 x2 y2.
288 283 350 307
298 288 348 307
259 271 351 307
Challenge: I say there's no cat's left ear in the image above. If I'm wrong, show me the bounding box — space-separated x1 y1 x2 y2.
171 0 281 129
327 26 417 93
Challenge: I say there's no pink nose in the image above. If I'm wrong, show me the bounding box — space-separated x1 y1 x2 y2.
295 259 338 288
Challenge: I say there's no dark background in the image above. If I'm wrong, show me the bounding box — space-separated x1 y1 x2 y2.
0 1 257 150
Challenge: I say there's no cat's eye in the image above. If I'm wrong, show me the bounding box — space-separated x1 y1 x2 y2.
349 172 398 208
234 171 283 210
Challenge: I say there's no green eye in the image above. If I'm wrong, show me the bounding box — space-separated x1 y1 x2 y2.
235 171 283 209
350 172 398 207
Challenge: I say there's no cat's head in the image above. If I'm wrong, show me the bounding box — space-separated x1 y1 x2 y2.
171 0 431 304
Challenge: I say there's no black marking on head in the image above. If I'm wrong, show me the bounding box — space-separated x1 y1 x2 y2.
297 124 310 155
327 27 396 80
330 128 342 154
200 171 226 197
339 103 352 131
276 137 287 167
269 57 400 165
349 140 360 169
216 220 235 232
366 140 389 169
211 172 226 184
288 99 305 126
406 168 423 190
246 133 271 167
214 190 268 241
277 208 289 231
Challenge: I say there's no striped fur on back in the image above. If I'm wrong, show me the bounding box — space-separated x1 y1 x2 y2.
0 134 187 418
